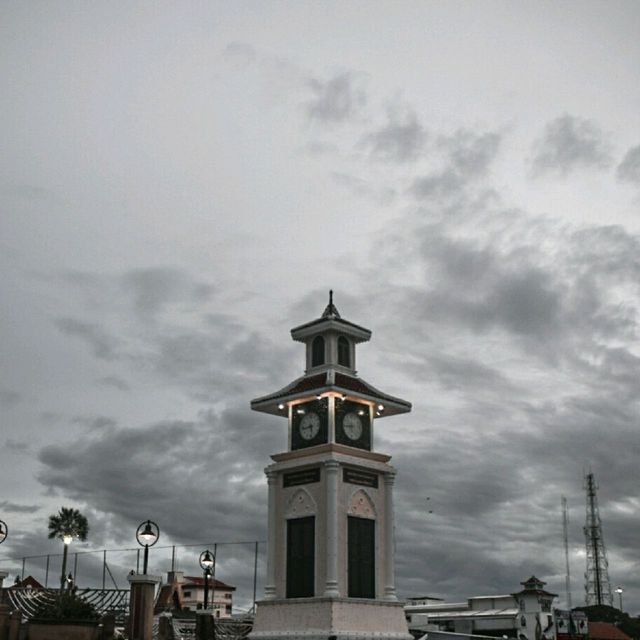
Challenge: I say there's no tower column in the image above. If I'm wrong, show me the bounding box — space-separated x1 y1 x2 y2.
324 459 340 597
383 471 397 601
265 469 277 599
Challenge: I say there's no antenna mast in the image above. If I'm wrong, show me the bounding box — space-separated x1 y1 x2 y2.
562 496 572 609
583 471 613 605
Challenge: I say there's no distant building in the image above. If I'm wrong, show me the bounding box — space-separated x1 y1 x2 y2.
155 570 235 617
405 576 558 640
11 576 44 590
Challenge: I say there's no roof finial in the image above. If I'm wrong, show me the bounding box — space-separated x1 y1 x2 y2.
321 289 340 319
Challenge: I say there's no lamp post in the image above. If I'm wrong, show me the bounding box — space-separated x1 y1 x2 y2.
0 520 7 545
615 587 624 611
199 550 215 610
135 520 159 575
60 534 73 591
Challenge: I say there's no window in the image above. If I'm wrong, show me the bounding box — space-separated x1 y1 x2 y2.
338 336 350 367
183 591 192 598
348 516 375 598
312 336 325 366
287 516 315 598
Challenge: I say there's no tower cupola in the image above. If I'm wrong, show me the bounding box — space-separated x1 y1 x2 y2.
290 291 371 375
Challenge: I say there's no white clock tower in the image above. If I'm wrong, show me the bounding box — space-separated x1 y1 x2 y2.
249 293 412 640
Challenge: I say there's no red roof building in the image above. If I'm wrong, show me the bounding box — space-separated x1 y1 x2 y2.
588 622 632 640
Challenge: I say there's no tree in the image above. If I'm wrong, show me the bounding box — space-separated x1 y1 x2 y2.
47 507 89 591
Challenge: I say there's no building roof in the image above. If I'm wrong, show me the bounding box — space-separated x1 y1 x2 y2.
251 370 411 416
289 292 372 343
588 622 632 640
11 575 44 589
182 576 236 590
423 608 519 619
512 575 557 598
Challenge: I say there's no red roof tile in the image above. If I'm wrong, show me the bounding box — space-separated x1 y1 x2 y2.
588 622 632 640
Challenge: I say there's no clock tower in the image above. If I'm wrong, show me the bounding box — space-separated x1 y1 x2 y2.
249 293 412 640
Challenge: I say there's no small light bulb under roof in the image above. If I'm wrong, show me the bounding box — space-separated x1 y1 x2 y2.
357 409 365 416
377 404 384 411
278 404 285 410
296 408 305 415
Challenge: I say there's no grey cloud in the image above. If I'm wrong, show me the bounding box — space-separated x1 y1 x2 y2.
411 168 465 200
223 41 257 65
5 439 29 453
71 416 117 430
120 267 214 317
54 318 119 360
97 376 130 391
36 408 280 599
361 108 427 162
0 389 22 408
306 72 367 123
411 130 501 200
0 501 40 514
444 130 501 178
616 144 640 185
530 114 613 176
331 172 396 204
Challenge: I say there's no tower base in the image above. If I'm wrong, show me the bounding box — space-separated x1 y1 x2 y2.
249 597 412 640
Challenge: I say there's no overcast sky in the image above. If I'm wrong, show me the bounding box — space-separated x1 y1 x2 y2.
1 0 639 615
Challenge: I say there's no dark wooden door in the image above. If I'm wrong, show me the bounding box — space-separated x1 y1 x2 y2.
348 516 375 598
286 516 315 598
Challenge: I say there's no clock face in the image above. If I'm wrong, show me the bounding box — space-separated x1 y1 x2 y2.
299 412 321 440
335 400 371 450
342 412 362 440
291 398 328 450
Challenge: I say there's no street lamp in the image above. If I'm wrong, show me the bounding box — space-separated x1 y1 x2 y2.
60 533 74 591
0 520 7 545
199 549 215 610
135 520 159 575
615 587 624 611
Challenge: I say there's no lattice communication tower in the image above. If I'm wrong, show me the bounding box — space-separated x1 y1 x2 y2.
583 471 613 605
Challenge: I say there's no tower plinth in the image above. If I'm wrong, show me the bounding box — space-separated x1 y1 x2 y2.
249 294 412 640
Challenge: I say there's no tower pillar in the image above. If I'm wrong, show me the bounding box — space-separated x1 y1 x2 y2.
324 460 340 597
264 469 277 599
383 471 397 601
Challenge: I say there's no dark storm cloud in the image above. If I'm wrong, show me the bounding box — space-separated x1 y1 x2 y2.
306 71 367 123
616 144 640 185
36 408 280 554
530 114 613 176
361 108 427 162
361 190 640 601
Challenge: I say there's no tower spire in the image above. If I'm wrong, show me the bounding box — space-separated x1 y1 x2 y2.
322 289 341 319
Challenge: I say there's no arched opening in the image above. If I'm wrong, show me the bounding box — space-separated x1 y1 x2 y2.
311 336 325 367
338 336 350 367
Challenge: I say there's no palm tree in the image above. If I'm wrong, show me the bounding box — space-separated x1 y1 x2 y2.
47 507 89 591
